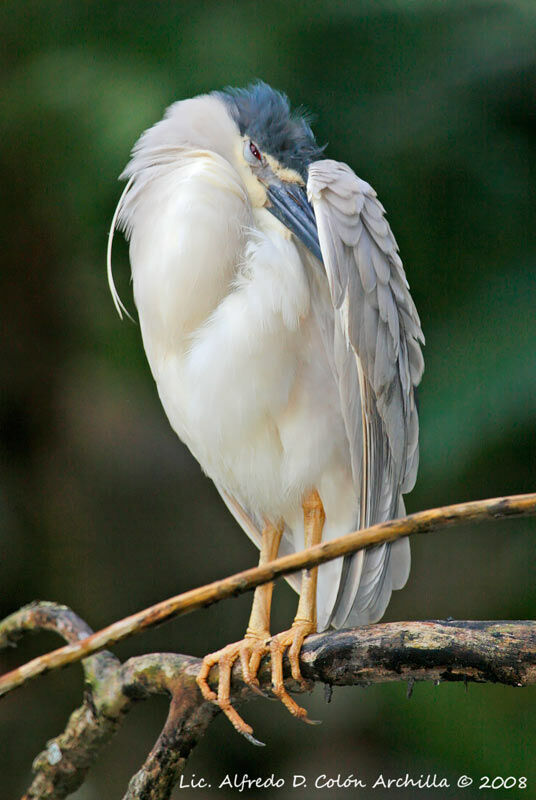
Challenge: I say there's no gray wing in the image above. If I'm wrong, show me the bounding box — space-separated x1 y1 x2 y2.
307 159 424 627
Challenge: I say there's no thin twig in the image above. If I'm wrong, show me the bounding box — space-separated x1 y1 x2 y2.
1 492 535 699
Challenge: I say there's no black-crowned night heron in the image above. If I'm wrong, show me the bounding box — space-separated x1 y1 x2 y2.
108 82 424 744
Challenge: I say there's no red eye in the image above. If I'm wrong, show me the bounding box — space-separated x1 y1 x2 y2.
249 141 262 161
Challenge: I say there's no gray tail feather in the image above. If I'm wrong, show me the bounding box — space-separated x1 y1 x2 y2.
327 498 410 630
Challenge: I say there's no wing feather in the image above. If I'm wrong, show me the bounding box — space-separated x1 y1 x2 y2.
308 159 424 627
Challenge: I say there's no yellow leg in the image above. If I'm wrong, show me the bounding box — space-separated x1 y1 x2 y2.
269 489 325 721
196 522 282 744
197 491 326 741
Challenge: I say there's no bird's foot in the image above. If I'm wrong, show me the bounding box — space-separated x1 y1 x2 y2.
268 619 319 724
196 622 318 743
196 632 270 746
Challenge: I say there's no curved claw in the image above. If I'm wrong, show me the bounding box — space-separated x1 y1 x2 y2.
248 681 272 698
196 636 270 741
239 641 271 697
243 731 266 747
196 622 320 740
268 621 320 725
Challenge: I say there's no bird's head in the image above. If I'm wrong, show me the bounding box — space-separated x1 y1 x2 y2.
109 83 325 317
215 81 322 180
124 82 323 255
215 82 324 258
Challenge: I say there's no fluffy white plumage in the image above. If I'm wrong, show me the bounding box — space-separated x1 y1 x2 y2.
109 91 424 632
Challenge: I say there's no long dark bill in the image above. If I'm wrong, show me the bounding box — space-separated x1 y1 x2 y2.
267 183 323 262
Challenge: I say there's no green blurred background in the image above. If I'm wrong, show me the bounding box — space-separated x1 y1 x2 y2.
1 0 535 797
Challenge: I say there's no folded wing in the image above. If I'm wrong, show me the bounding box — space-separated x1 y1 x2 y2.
308 159 424 627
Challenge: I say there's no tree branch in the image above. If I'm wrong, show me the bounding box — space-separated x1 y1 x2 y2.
123 620 536 799
8 604 124 799
9 605 534 799
5 604 210 799
1 492 535 699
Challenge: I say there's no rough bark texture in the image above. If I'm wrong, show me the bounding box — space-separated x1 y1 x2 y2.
1 492 535 698
1 494 534 798
1 603 534 799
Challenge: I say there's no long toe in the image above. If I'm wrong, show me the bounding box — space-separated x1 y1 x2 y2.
239 640 270 696
196 637 270 742
268 622 316 721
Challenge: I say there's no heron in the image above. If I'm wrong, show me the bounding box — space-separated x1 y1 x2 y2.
107 82 424 744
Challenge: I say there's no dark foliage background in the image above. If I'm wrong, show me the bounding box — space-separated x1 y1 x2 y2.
1 1 534 797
